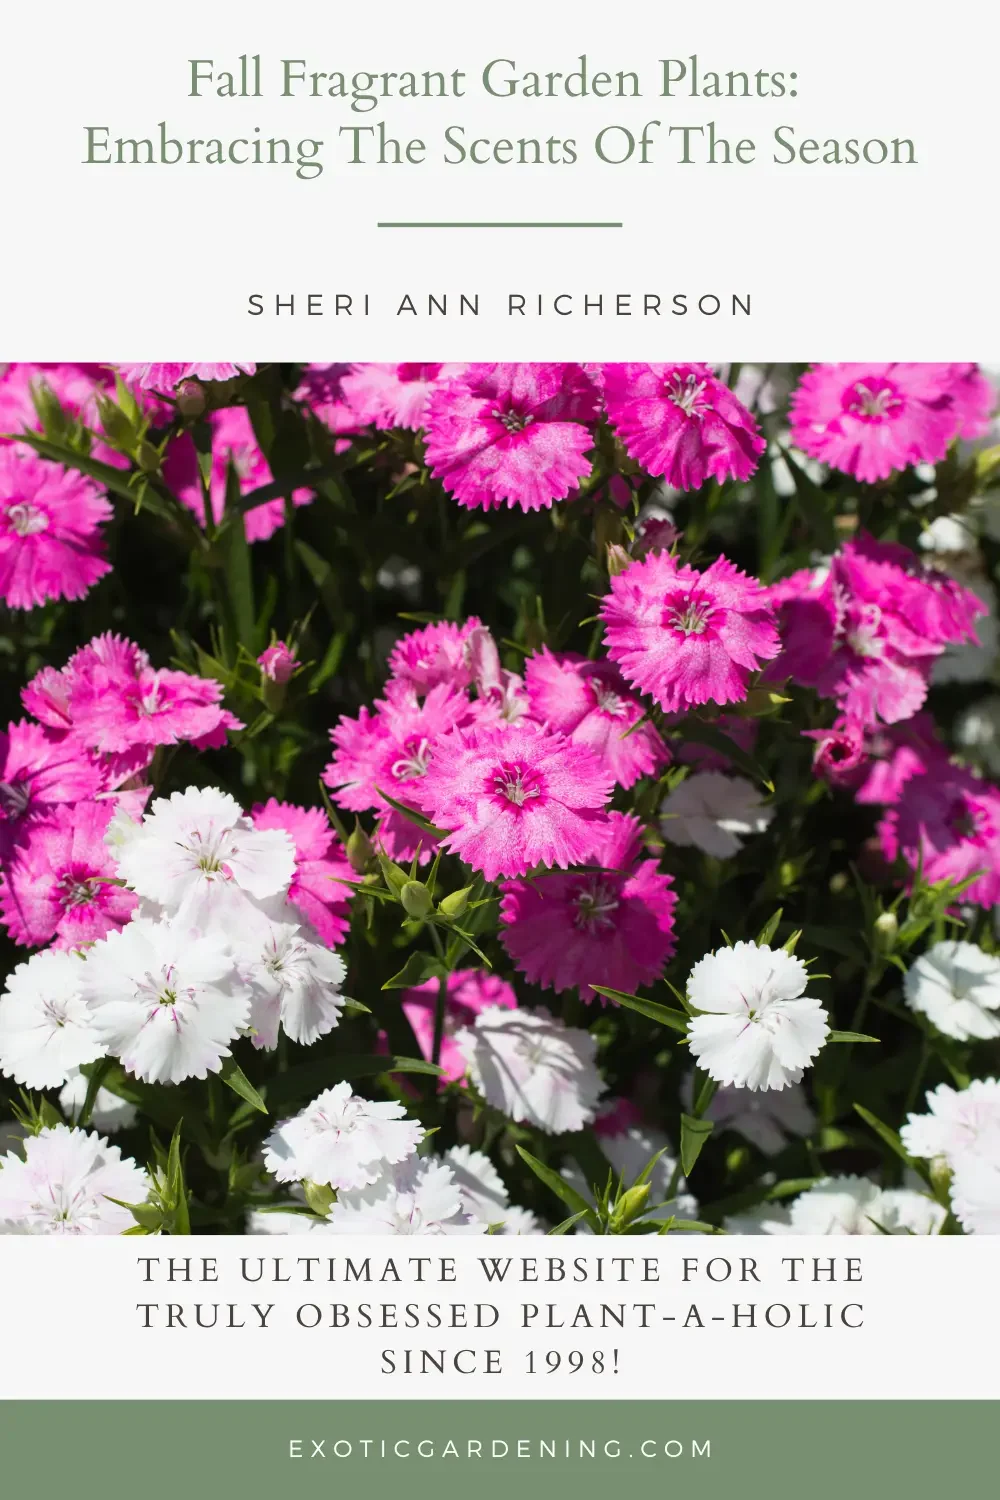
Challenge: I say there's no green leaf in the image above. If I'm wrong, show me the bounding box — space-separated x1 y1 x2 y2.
382 952 448 990
515 1146 600 1231
374 787 447 837
76 1058 114 1129
218 1056 268 1115
589 985 688 1034
547 1209 592 1236
166 1123 191 1235
755 909 783 948
216 465 255 651
657 1218 724 1235
672 719 774 792
679 1114 715 1178
777 443 837 552
853 1104 914 1167
829 1031 880 1044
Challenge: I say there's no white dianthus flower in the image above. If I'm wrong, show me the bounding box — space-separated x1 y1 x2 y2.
950 1126 1000 1235
901 1079 1000 1166
263 1081 423 1191
686 941 829 1092
724 1202 793 1234
787 1176 945 1235
323 1155 484 1235
455 1005 604 1134
444 1144 509 1226
903 941 1000 1042
660 772 773 859
59 1068 137 1133
0 1124 147 1236
79 917 251 1084
0 948 103 1090
696 1078 816 1155
237 910 346 1050
112 786 295 919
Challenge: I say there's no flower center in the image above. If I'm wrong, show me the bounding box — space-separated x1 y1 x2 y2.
574 879 621 933
0 779 32 818
492 407 534 435
5 501 50 537
845 380 903 422
492 760 542 807
589 679 628 717
41 998 71 1028
391 736 432 781
57 873 99 908
665 371 709 419
845 603 884 658
667 593 713 636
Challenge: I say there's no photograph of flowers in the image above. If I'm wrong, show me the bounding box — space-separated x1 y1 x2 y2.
0 358 998 1238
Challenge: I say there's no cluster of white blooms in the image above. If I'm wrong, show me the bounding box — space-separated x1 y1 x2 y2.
727 1176 946 1236
902 1079 1000 1234
686 941 830 1092
0 787 347 1093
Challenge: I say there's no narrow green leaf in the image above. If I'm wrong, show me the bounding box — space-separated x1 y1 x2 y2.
547 1209 591 1236
374 787 447 837
673 720 774 792
829 1030 880 1044
515 1146 600 1231
853 1104 914 1167
76 1057 113 1129
679 1114 715 1178
218 1056 268 1115
589 984 688 1033
755 909 783 948
382 952 448 990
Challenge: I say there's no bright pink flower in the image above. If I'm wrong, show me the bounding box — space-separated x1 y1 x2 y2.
524 647 668 789
65 659 240 756
854 714 949 806
500 812 676 1001
251 799 353 946
0 800 137 948
879 763 1000 908
948 364 996 439
401 968 517 1082
803 718 867 786
163 407 313 542
415 721 612 881
324 683 470 862
257 641 298 684
0 721 105 857
387 618 482 696
340 363 465 431
789 363 962 482
0 448 111 610
772 535 985 725
115 363 255 390
601 363 765 489
424 363 599 512
601 551 780 712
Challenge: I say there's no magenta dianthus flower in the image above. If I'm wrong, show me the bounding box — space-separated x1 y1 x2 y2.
0 449 112 610
601 363 764 489
62 654 241 757
500 812 676 1001
0 721 105 857
387 618 483 697
251 799 353 947
789 363 963 483
524 647 668 789
415 722 612 881
0 800 137 949
600 551 780 712
424 363 599 512
879 763 1000 908
341 363 465 431
115 363 255 391
401 968 517 1083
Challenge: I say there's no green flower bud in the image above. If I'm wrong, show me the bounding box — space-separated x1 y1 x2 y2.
605 542 632 577
611 1181 650 1230
136 440 162 474
400 880 433 919
346 821 375 874
437 885 473 920
873 910 898 953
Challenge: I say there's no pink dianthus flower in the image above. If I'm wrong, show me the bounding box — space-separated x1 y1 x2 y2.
948 363 996 439
414 722 612 881
879 762 1000 908
294 364 363 453
58 652 241 757
0 721 105 858
600 551 780 712
424 363 599 512
500 812 676 1002
341 363 465 431
601 363 764 489
115 363 255 390
0 800 137 948
0 448 112 610
163 407 313 542
524 647 668 789
251 799 353 947
401 968 517 1082
387 618 483 696
789 363 963 482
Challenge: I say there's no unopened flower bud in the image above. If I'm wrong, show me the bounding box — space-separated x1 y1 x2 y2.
605 542 632 576
437 885 473 921
873 911 898 953
258 640 298 684
136 440 161 474
400 880 433 920
612 1181 650 1229
345 821 375 874
175 379 207 418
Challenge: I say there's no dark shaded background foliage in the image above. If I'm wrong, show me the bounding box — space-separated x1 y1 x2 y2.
2 361 997 1231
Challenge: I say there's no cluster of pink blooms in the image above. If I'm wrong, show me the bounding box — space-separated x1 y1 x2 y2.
0 633 351 956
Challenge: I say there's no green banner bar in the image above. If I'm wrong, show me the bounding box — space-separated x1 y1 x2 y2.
0 1400 995 1497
